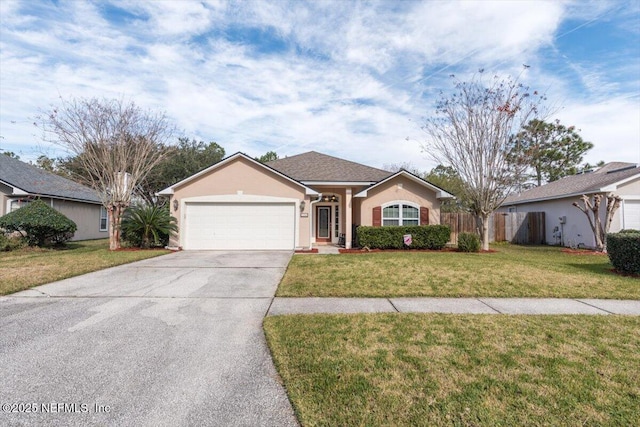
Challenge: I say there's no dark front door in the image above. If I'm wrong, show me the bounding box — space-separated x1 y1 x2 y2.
316 206 331 242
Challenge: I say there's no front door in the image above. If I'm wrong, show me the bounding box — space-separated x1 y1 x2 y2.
316 206 331 243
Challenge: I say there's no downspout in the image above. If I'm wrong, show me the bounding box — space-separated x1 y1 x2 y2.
308 193 323 250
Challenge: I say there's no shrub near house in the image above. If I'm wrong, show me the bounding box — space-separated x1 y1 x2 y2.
457 232 481 252
356 225 450 250
607 230 640 275
0 200 77 246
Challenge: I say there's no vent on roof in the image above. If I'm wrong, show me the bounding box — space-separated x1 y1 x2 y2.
576 167 598 175
606 165 637 174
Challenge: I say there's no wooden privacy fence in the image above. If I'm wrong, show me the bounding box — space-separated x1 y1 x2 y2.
441 212 545 245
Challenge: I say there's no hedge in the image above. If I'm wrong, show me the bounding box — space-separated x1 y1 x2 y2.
356 225 450 250
0 199 77 246
607 231 640 275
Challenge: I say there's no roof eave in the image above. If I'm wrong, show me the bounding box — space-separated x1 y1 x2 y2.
0 179 29 195
502 190 602 206
503 172 640 206
302 180 379 186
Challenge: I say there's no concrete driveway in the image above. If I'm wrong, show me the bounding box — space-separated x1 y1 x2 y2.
0 251 298 427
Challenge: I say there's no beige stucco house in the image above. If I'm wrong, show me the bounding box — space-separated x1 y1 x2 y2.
0 155 108 241
500 162 640 248
158 151 455 250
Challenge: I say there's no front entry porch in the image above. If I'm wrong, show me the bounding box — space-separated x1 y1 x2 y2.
309 189 354 249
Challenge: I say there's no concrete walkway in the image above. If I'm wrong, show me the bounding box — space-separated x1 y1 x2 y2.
268 297 640 316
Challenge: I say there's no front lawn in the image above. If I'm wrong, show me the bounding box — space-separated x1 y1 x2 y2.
278 245 640 299
265 314 640 427
0 239 171 295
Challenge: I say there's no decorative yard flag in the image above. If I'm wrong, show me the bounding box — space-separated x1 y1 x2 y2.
403 234 412 246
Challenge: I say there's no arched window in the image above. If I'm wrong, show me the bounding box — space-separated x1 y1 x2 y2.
382 202 419 226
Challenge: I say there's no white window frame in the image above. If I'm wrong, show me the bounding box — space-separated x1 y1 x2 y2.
100 206 108 231
381 201 420 226
9 198 32 212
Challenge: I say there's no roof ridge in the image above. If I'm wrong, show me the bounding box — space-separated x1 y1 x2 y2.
265 151 391 182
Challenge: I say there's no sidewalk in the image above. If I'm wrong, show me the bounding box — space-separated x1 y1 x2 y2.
268 297 640 316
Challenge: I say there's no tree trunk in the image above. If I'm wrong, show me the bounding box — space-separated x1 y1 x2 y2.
602 195 622 253
572 194 620 252
108 204 123 250
477 213 490 251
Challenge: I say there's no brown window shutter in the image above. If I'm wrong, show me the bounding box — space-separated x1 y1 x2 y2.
420 207 429 225
372 206 381 227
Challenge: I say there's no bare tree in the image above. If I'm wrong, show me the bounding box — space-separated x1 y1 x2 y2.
382 162 425 176
421 71 545 250
572 194 622 252
39 97 176 250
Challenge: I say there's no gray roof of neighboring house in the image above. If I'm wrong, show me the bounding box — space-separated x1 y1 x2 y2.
266 151 392 182
503 162 640 205
0 154 101 203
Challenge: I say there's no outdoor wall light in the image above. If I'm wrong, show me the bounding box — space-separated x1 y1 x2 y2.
173 199 179 212
299 200 306 212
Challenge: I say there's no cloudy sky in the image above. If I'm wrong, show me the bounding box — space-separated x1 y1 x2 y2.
1 0 639 172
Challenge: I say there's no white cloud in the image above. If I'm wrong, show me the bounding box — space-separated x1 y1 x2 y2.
555 96 640 164
0 0 638 174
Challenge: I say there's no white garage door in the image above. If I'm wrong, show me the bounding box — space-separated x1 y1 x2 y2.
622 200 640 230
184 202 295 250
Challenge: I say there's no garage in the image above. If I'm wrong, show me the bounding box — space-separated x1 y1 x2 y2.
183 202 296 250
622 200 640 230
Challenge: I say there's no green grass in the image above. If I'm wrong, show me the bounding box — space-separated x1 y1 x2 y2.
0 239 171 295
265 314 640 427
278 244 640 299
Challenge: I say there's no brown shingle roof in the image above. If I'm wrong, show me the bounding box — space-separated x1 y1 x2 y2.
503 162 639 205
266 151 391 182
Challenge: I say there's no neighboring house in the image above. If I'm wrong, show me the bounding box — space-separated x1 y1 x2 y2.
158 151 454 250
0 155 108 241
500 162 640 248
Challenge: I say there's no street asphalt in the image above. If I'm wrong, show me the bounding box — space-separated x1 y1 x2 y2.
0 251 298 427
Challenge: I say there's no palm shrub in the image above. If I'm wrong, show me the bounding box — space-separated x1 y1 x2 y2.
0 199 77 246
120 204 177 248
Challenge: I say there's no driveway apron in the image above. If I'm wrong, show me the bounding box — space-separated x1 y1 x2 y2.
0 251 298 427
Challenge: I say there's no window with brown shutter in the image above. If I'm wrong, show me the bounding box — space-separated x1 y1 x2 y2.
372 206 381 227
420 207 429 225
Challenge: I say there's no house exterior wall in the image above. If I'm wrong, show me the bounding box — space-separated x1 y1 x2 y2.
500 197 597 247
0 182 10 216
358 175 441 226
169 157 310 248
501 195 630 248
51 199 107 241
612 177 640 230
0 185 106 241
617 177 640 196
501 177 640 248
